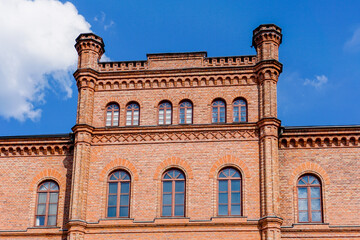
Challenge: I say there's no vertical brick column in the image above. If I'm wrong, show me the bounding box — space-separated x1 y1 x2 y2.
253 24 283 240
67 34 104 240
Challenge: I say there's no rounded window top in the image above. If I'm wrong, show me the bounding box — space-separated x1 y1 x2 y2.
180 101 192 108
38 180 59 191
107 103 119 110
163 169 185 180
212 99 225 106
159 101 172 108
298 174 321 186
233 99 246 105
126 102 139 110
218 167 241 179
108 170 131 181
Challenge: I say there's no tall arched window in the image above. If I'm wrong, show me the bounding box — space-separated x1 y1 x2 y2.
218 167 241 216
233 99 247 122
35 181 59 226
126 102 140 126
162 169 185 217
212 99 226 123
297 174 322 223
179 100 193 124
106 103 120 126
158 101 172 125
107 170 131 218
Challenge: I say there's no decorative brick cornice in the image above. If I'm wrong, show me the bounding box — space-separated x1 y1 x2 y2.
0 135 73 157
94 72 258 92
91 124 258 145
279 126 360 149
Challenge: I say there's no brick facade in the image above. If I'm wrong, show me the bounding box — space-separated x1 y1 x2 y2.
0 24 359 240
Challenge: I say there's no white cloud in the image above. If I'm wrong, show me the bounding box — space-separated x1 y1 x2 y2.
304 75 328 89
0 0 91 121
344 27 360 52
94 11 115 31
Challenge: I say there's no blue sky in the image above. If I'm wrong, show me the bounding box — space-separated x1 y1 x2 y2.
0 0 359 136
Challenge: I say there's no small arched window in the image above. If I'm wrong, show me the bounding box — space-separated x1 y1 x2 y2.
126 102 140 126
218 167 241 216
212 99 226 123
106 103 120 126
162 169 185 217
159 101 172 125
297 174 322 223
35 181 59 226
179 101 193 124
107 170 131 218
233 99 247 122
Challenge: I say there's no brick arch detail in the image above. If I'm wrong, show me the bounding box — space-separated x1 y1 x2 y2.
289 162 330 185
153 157 194 180
99 158 139 181
29 169 66 191
209 155 250 179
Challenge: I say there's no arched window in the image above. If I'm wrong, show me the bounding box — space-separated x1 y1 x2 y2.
179 101 193 124
158 101 172 125
107 170 131 218
162 169 185 217
218 167 241 216
126 102 140 126
297 174 322 223
233 99 247 122
212 99 226 123
35 181 59 226
106 103 119 126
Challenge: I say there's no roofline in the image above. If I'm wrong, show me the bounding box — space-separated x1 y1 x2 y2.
0 133 73 140
282 125 360 130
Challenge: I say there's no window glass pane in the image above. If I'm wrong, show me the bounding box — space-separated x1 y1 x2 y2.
311 199 321 211
231 193 241 204
298 187 307 198
107 207 116 217
231 204 241 215
180 108 185 114
175 193 184 204
298 199 308 211
50 182 59 190
38 193 47 204
241 116 246 122
308 175 315 183
312 211 322 222
120 195 129 206
219 180 228 192
36 216 45 226
175 181 184 192
108 195 117 206
299 212 308 222
298 179 306 185
218 205 228 215
162 206 171 216
47 216 56 226
39 183 48 190
219 193 228 204
109 183 118 194
163 193 172 205
121 182 130 193
231 180 241 191
312 178 320 185
220 117 225 123
110 171 119 180
37 204 46 215
219 172 226 178
311 187 320 198
163 181 172 192
120 207 129 217
49 193 58 203
175 205 184 216
49 204 57 215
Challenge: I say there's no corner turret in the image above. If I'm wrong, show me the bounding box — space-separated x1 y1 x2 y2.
75 33 105 70
252 24 282 61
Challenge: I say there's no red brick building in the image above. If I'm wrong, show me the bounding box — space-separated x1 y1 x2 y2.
0 24 359 240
